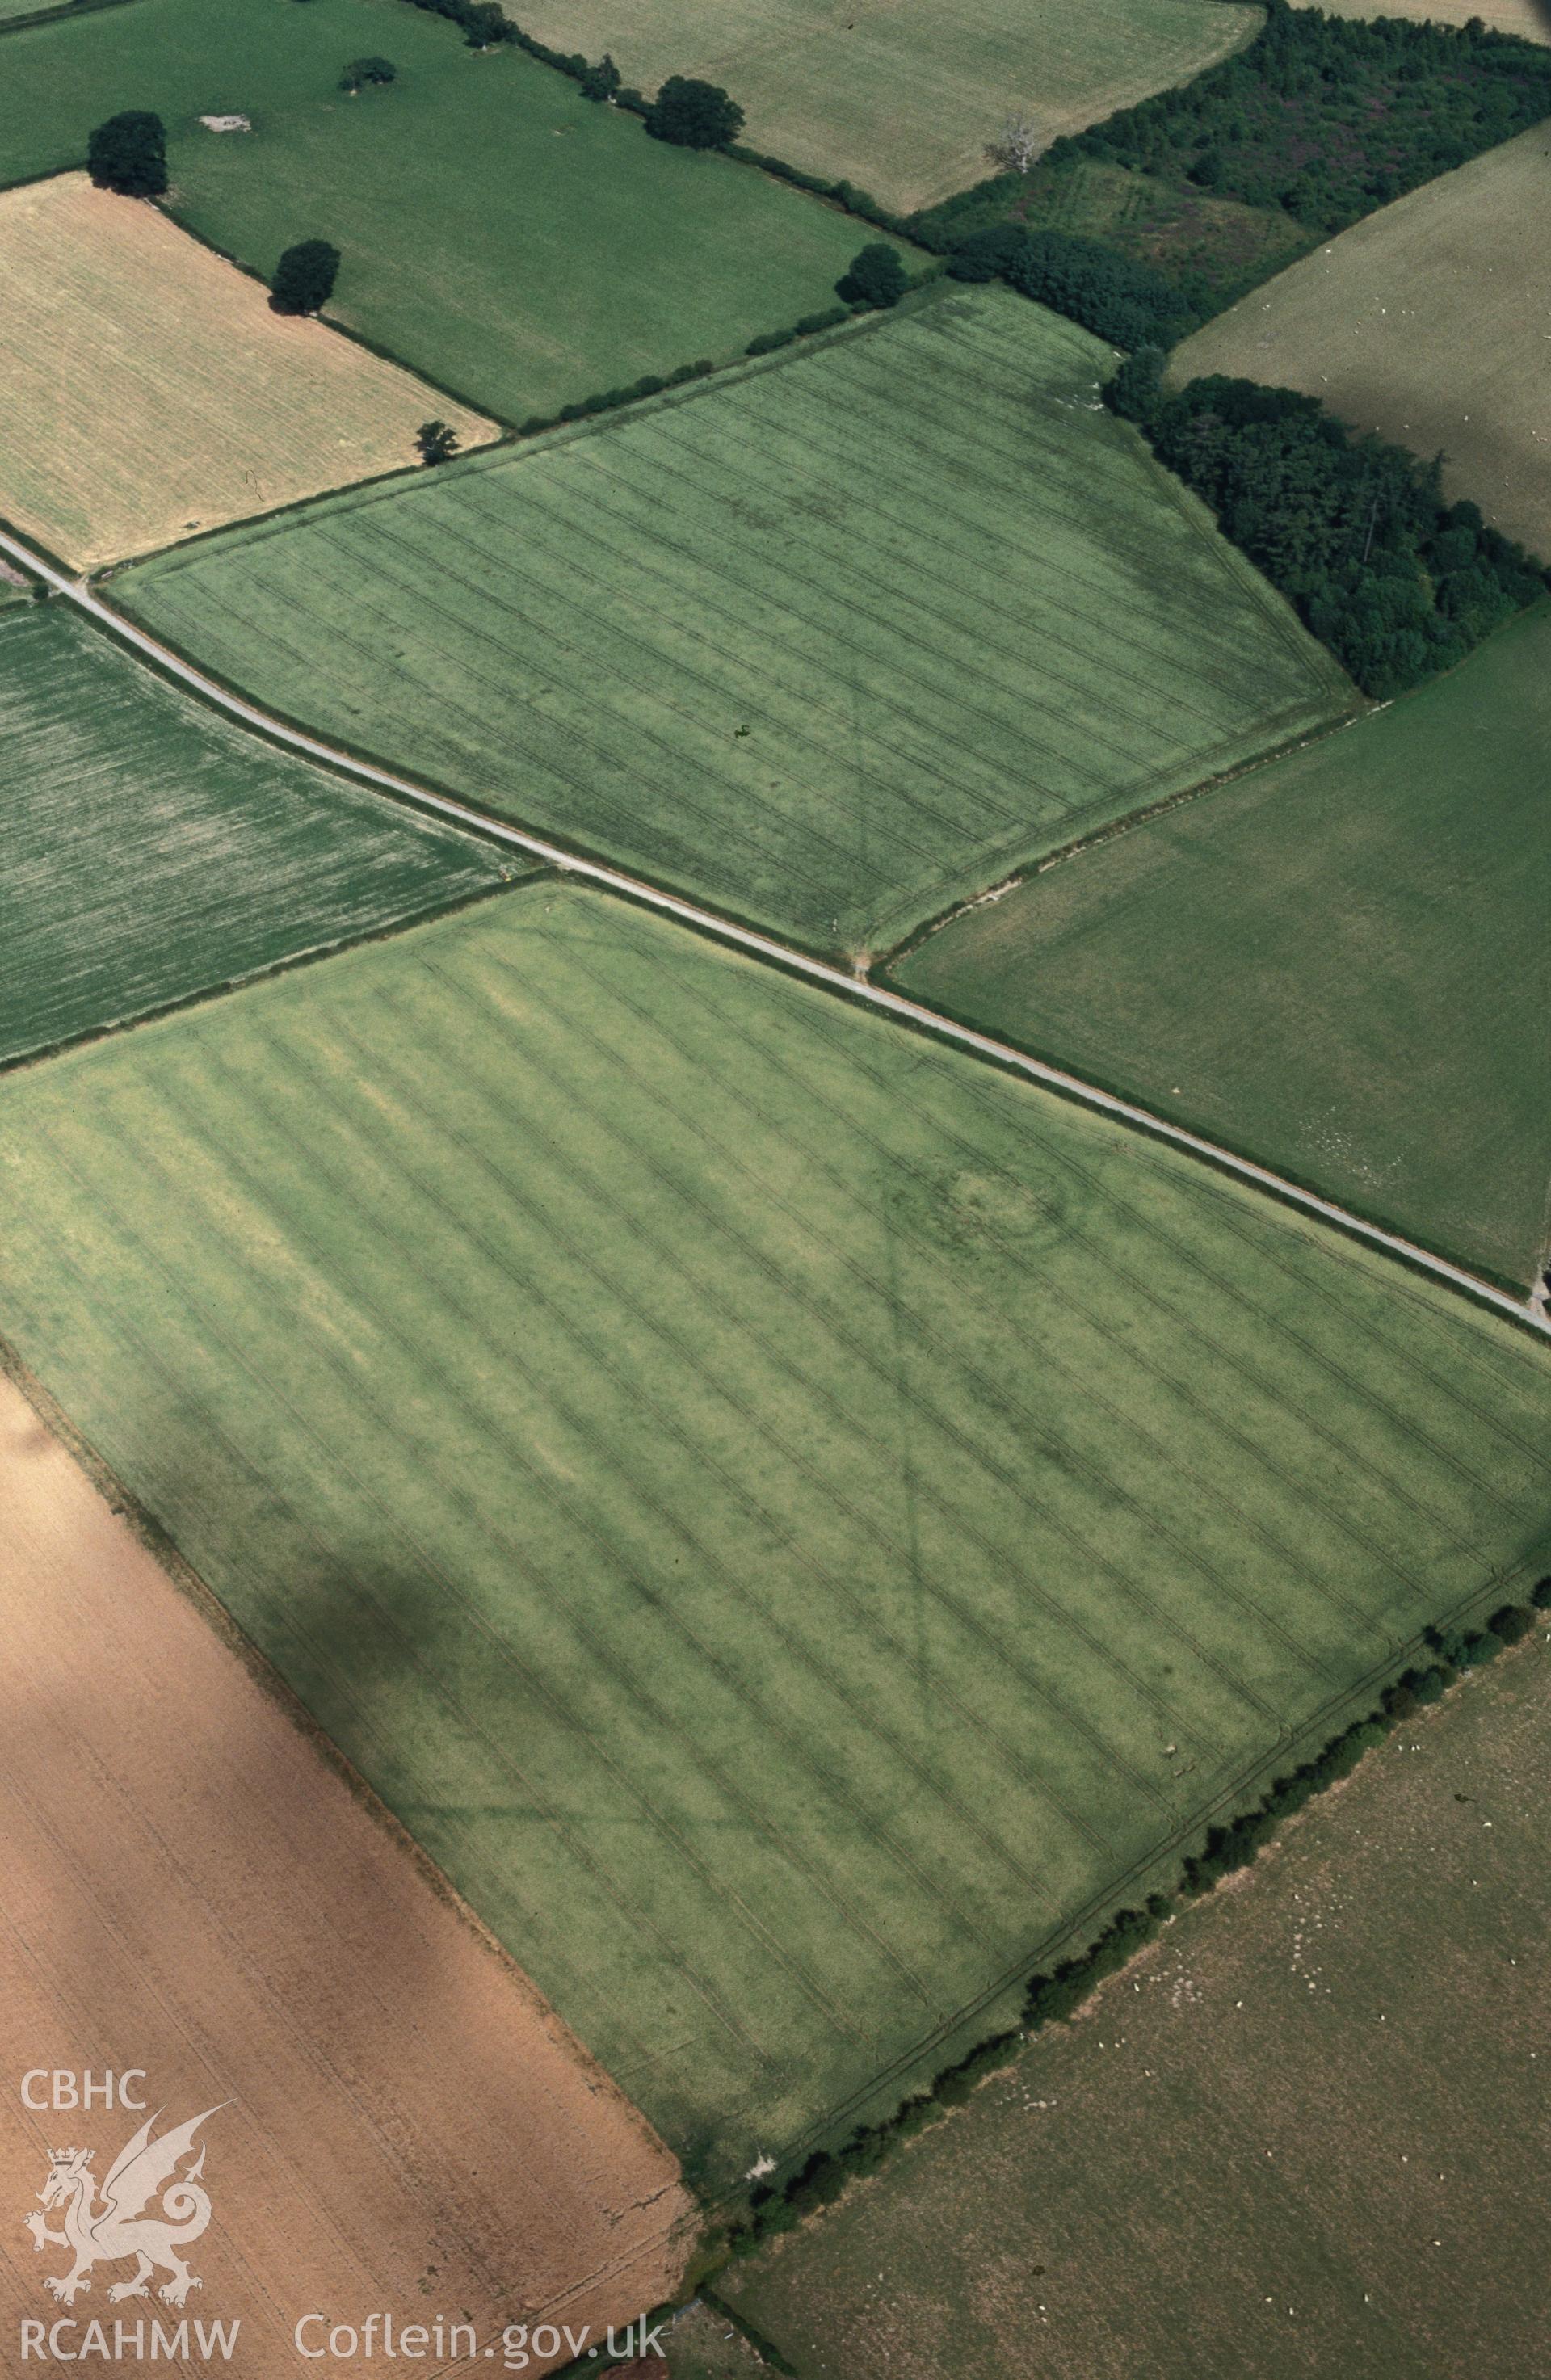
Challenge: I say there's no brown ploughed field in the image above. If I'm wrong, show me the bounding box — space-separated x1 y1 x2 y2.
0 1369 692 2378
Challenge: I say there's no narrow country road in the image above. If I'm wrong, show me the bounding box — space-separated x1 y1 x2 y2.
2 517 1544 1343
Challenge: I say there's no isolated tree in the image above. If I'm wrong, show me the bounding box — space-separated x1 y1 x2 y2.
579 52 621 103
988 110 1041 174
415 419 460 465
462 2 510 48
270 238 340 315
837 242 907 308
645 75 744 149
87 111 168 197
340 56 397 92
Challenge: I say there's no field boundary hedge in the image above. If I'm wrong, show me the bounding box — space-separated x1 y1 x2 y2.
879 696 1361 972
390 0 925 242
712 1584 1551 2256
548 1583 1551 2377
98 280 953 582
507 276 944 436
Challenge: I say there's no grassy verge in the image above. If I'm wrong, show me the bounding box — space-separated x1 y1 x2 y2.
0 603 515 1068
893 603 1551 1289
112 287 1351 955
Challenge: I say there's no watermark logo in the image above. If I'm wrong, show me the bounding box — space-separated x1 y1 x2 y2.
23 2102 222 2311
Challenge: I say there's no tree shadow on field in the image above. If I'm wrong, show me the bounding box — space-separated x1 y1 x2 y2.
3 1456 687 2348
225 1541 556 1940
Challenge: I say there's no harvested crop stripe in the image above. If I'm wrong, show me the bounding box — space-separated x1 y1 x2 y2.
0 884 1544 2187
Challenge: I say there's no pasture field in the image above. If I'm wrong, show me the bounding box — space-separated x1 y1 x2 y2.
0 605 515 1070
0 173 494 570
1171 127 1551 557
720 1634 1551 2379
0 884 1545 2193
0 1369 691 2374
0 0 881 424
1305 0 1549 32
116 290 1353 955
894 604 1551 1290
667 2303 771 2377
508 0 1261 215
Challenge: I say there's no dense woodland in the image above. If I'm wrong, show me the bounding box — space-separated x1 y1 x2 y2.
1066 0 1551 233
1109 359 1551 695
917 1 1551 320
947 221 1188 347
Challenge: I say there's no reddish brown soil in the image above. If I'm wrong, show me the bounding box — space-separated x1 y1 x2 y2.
0 1372 694 2376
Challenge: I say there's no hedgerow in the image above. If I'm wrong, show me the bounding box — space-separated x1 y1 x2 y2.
511 304 868 435
727 1591 1545 2248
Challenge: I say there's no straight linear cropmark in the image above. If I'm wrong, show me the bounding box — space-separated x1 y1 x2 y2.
1 512 1541 1348
9 883 1545 2185
106 294 1351 954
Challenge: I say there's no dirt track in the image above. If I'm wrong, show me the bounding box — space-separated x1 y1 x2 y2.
0 1370 692 2376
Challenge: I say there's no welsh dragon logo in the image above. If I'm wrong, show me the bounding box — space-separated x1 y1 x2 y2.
23 2106 222 2309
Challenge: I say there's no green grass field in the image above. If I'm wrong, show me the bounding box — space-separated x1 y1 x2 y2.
0 0 876 422
0 883 1545 2191
721 1636 1551 2377
1171 126 1551 561
116 290 1352 954
508 0 1261 215
895 605 1551 1289
0 605 514 1067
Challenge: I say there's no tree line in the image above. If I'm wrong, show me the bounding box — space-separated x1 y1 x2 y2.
393 0 749 147
1108 357 1550 696
946 221 1186 349
729 1583 1549 2239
